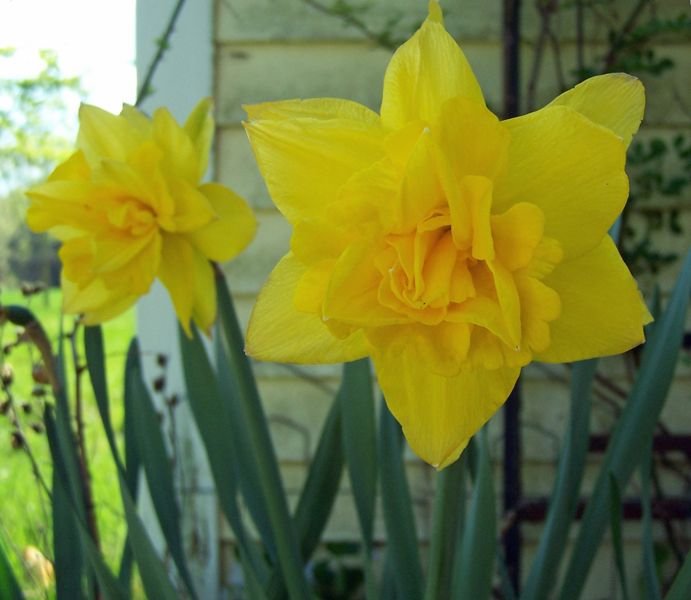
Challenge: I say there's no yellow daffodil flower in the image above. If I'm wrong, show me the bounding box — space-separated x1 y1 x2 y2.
26 99 256 334
244 1 651 468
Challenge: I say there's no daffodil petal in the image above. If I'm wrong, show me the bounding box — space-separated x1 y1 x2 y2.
373 344 519 468
244 115 384 223
367 321 471 377
167 178 216 232
186 183 256 262
537 236 652 363
380 14 483 130
546 73 644 148
324 243 409 327
158 234 198 335
190 253 217 334
246 253 370 363
435 96 510 179
495 105 627 259
152 106 200 184
183 97 214 180
77 104 142 166
62 274 137 323
26 180 104 234
245 98 380 125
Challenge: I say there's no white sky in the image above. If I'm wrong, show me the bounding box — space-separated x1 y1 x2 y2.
0 0 136 112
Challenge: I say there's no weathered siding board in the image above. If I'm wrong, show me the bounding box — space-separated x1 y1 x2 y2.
216 0 687 45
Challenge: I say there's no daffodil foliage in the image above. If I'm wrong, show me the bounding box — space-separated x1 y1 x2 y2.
26 99 256 334
245 2 651 468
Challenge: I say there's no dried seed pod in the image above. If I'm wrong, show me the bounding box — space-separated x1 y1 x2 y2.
31 386 47 398
11 431 24 449
152 375 166 392
21 402 32 414
31 363 51 385
0 363 13 386
0 399 10 415
156 353 168 367
30 423 44 434
166 394 179 407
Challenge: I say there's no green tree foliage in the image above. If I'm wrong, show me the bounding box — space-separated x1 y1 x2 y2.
0 48 82 286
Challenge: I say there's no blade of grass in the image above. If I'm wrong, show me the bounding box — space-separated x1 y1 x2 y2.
521 360 597 599
338 359 377 596
559 250 691 599
452 429 495 600
424 456 466 600
213 273 310 599
379 399 423 599
640 438 661 600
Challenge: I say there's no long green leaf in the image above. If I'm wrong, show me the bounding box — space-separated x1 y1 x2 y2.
84 326 119 459
212 274 310 599
379 400 423 599
609 475 629 600
265 395 346 598
51 336 88 599
453 429 495 600
639 438 661 600
667 550 691 600
127 345 198 598
45 407 127 600
84 333 195 598
559 250 691 599
0 539 25 600
424 456 466 600
211 325 277 560
117 473 181 600
212 332 271 586
179 326 268 587
118 340 141 588
293 396 344 560
339 359 377 596
521 360 597 599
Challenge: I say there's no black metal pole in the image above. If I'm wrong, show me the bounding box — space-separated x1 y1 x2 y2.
503 0 522 593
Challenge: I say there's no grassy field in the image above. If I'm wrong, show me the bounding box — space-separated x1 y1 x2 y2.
0 286 135 595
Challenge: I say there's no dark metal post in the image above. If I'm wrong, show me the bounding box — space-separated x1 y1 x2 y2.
503 0 523 593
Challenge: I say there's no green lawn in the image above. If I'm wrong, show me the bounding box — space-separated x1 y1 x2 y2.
0 287 135 595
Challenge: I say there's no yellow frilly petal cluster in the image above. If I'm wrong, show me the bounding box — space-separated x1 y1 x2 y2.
26 99 256 334
244 3 651 468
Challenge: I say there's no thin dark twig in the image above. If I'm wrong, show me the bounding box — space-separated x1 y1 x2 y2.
650 459 686 566
575 0 584 78
301 0 399 49
526 0 559 111
136 0 188 107
602 0 649 71
547 29 566 91
67 321 101 561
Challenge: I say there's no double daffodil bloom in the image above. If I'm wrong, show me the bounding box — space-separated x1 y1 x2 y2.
26 99 256 334
244 2 651 468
